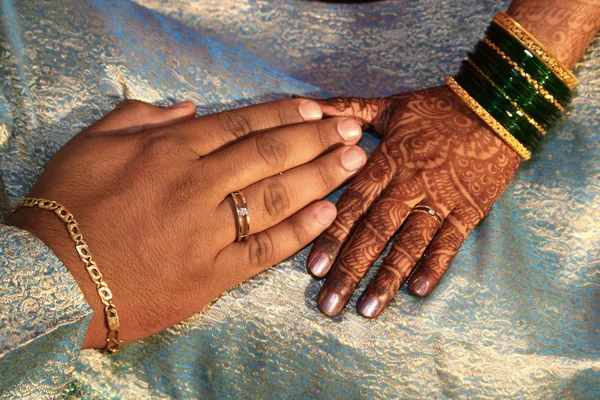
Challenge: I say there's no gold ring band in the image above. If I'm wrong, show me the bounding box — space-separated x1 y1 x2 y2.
230 191 250 242
411 205 444 229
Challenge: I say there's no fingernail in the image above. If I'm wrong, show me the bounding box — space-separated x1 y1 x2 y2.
168 101 192 109
337 119 362 140
320 292 342 316
316 205 336 226
341 147 365 171
299 100 322 121
409 277 429 296
309 253 331 277
358 295 380 318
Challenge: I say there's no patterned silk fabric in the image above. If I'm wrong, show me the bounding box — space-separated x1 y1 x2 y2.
1 0 598 398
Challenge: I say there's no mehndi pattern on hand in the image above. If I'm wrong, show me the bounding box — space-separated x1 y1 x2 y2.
308 86 521 318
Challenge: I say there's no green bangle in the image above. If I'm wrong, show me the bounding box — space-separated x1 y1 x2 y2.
469 42 560 128
486 23 572 104
482 38 566 112
446 76 532 160
466 59 547 136
456 62 541 151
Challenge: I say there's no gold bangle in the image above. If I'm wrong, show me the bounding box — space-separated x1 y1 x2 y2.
13 197 122 354
493 11 578 90
466 59 547 136
483 38 565 112
445 76 532 160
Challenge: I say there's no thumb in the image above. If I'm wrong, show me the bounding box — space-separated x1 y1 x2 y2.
86 99 196 135
295 96 388 135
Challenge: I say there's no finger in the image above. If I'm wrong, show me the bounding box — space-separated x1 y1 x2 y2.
216 145 366 243
307 145 396 278
175 98 323 155
356 209 443 318
86 99 196 136
316 192 416 317
216 201 337 283
306 97 388 133
407 215 469 297
203 117 363 197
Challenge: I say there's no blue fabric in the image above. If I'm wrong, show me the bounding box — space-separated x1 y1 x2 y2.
0 0 598 398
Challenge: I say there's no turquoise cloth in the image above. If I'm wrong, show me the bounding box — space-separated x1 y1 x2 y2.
0 0 598 398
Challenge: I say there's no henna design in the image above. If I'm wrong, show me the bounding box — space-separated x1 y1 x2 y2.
409 220 467 290
313 86 521 316
374 213 439 296
324 189 413 299
309 145 397 273
506 0 600 70
316 97 389 134
314 1 600 317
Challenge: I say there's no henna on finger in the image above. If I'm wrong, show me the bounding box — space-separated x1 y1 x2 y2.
307 146 397 277
357 207 442 318
407 217 468 297
315 97 390 134
311 86 521 316
317 193 414 316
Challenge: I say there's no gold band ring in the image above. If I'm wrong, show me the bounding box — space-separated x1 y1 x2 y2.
230 191 250 242
411 205 444 229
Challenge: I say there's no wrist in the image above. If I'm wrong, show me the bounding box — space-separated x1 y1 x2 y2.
7 207 108 349
507 0 600 70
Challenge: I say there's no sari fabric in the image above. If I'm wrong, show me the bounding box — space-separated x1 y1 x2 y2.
1 0 598 398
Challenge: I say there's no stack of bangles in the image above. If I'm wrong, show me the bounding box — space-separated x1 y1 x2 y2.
446 11 578 160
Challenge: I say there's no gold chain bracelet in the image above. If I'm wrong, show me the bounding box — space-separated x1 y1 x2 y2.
13 197 122 354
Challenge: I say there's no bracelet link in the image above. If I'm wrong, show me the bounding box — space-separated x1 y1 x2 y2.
85 261 104 284
97 282 114 306
38 199 58 210
67 221 83 241
105 305 120 331
13 197 122 354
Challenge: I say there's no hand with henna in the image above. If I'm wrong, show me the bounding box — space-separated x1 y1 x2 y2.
306 0 600 319
306 86 520 318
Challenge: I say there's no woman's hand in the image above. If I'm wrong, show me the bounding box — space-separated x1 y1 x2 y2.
7 98 366 348
306 86 521 318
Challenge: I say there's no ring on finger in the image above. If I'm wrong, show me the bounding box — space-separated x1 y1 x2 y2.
230 191 250 242
410 205 444 229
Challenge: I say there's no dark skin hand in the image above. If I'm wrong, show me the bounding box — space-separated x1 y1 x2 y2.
308 0 600 318
307 87 520 317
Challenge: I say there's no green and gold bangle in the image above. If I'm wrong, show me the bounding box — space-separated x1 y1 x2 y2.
469 42 560 128
446 11 577 161
486 22 572 103
482 38 564 112
446 76 532 160
456 62 542 150
493 11 578 89
466 59 547 136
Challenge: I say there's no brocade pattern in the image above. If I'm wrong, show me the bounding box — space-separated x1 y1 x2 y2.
0 0 598 398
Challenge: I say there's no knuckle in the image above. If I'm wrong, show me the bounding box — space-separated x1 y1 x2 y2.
248 232 276 268
254 133 287 171
138 131 179 158
289 221 309 245
272 103 285 126
311 121 330 150
315 163 339 190
263 180 291 219
217 110 251 139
